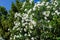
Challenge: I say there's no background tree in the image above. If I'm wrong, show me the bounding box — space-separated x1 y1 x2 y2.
0 6 10 40
0 6 8 16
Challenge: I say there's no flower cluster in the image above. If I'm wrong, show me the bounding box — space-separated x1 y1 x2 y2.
10 0 60 40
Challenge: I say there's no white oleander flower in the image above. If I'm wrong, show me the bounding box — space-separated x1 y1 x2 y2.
31 13 34 16
29 0 33 4
22 22 28 26
40 1 45 6
48 11 50 14
29 30 32 33
28 33 31 36
33 7 36 11
55 10 60 15
55 10 58 13
51 13 56 15
29 25 33 29
14 35 16 39
24 9 28 11
30 15 33 20
15 35 20 38
25 26 28 29
52 1 58 7
53 8 56 10
19 34 22 37
22 23 25 26
44 17 47 20
27 9 32 14
22 19 24 23
31 37 34 40
24 33 27 36
43 11 50 17
24 28 27 32
46 6 50 9
10 37 12 40
13 26 18 30
22 13 28 20
14 12 21 18
21 1 26 9
13 21 20 30
14 21 20 26
16 28 20 30
43 11 46 15
49 24 52 29
47 20 50 22
35 1 44 7
30 20 36 26
45 2 49 6
57 12 60 15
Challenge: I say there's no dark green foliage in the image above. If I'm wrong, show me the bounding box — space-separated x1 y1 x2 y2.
0 6 8 16
11 2 18 13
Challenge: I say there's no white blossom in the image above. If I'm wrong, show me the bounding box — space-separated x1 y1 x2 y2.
44 17 47 20
55 10 60 15
19 34 22 37
24 9 28 11
29 25 33 29
22 22 28 26
31 37 34 40
53 8 56 10
47 20 50 22
16 35 20 38
28 33 31 36
45 2 49 6
24 33 27 36
49 25 52 29
22 13 28 20
51 13 56 15
54 0 58 7
33 7 36 11
29 0 33 4
14 21 20 26
21 1 26 9
14 12 21 18
30 20 36 26
27 9 32 14
13 26 18 30
29 30 32 33
46 6 50 9
55 10 58 13
43 11 50 17
40 1 45 6
24 28 27 32
16 28 20 30
57 12 60 15
14 35 16 39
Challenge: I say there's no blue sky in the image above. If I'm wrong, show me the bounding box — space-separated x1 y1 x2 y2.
0 0 40 10
0 0 15 10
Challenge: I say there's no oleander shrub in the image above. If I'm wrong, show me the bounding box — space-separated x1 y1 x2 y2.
0 0 60 40
9 0 60 40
